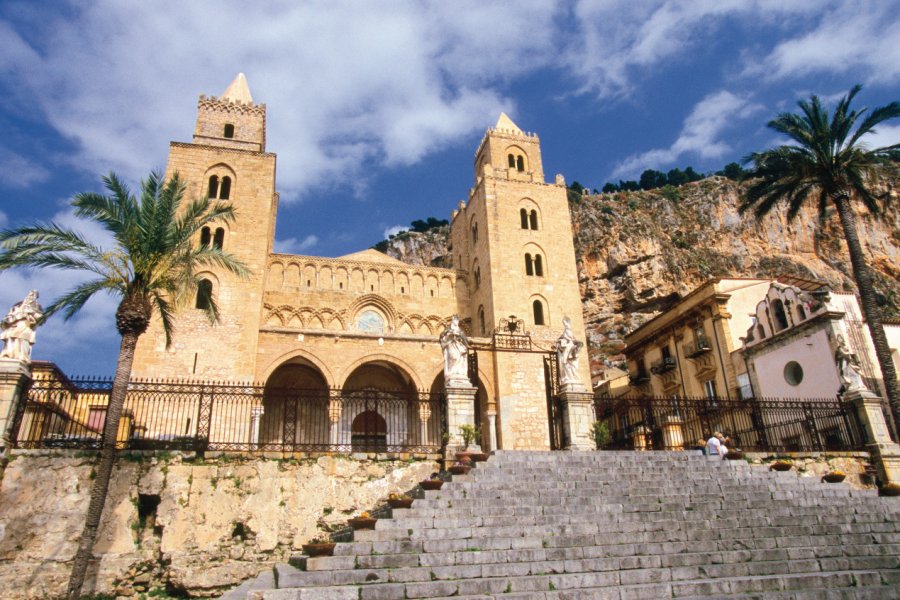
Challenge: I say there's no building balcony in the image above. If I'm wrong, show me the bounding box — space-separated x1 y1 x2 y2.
683 337 712 358
650 356 677 374
628 371 650 386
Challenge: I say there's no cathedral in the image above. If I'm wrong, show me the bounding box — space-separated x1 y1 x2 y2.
130 74 593 452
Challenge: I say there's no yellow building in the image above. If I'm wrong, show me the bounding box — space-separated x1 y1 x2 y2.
126 74 592 452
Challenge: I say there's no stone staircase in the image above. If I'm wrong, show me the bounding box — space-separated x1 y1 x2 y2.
224 451 900 599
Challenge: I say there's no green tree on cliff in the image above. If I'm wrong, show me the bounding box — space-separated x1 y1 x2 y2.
0 172 248 598
741 85 900 428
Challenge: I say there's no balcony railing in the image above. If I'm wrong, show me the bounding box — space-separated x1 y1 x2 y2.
628 371 650 386
683 337 712 358
650 356 677 374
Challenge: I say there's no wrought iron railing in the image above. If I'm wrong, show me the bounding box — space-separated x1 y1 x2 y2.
650 356 677 374
13 377 447 454
683 338 712 358
593 394 864 453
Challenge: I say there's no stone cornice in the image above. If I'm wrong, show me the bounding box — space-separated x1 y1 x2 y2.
170 141 275 159
267 252 460 278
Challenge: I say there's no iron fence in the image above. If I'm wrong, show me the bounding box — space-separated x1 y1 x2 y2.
13 377 447 454
593 395 865 453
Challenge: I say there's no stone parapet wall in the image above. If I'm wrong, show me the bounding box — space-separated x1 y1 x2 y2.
0 451 435 598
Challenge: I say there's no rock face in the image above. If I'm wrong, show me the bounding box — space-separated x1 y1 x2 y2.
381 178 900 375
0 452 435 598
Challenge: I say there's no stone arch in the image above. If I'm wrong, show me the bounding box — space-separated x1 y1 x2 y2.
302 263 317 289
518 198 541 230
268 261 285 290
339 355 424 391
260 350 336 387
260 357 331 448
335 266 349 291
530 293 549 326
284 262 301 288
505 145 528 172
319 265 333 290
350 267 364 292
397 271 410 295
348 294 398 331
440 275 454 298
203 163 237 200
381 270 395 295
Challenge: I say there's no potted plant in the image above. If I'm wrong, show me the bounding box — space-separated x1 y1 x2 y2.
822 469 846 483
420 473 444 490
770 460 793 472
347 511 377 530
458 424 480 450
590 421 611 450
878 482 900 497
449 460 471 475
387 492 413 509
302 533 335 557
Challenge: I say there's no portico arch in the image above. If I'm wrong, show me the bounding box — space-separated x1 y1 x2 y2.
260 358 329 449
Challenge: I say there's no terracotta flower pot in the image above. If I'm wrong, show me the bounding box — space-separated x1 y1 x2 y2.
724 451 743 460
449 464 471 475
302 542 336 557
770 461 792 472
420 479 444 490
470 453 489 462
455 453 473 464
388 497 413 509
348 517 377 530
822 473 846 483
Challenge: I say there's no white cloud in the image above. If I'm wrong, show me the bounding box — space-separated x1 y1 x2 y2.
1 1 555 202
383 225 408 238
611 91 761 178
274 235 319 255
859 123 900 151
0 210 7 228
0 147 50 188
753 3 900 84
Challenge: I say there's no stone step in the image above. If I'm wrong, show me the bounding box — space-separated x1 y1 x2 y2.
250 568 895 599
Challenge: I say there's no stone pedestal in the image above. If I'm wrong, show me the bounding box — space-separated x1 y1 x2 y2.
559 385 594 451
0 359 31 451
848 389 900 484
444 383 477 454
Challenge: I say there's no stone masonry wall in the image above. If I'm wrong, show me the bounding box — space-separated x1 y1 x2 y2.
0 451 435 598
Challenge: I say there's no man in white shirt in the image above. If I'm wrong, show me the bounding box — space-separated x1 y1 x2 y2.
706 432 722 457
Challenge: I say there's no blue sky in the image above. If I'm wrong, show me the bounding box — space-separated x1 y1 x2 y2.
1 1 899 376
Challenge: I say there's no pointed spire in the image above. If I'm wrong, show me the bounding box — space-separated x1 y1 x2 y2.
221 73 253 104
495 112 523 134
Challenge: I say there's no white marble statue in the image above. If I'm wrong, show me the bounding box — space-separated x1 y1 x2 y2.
835 334 868 394
440 315 470 384
556 316 583 387
0 290 43 364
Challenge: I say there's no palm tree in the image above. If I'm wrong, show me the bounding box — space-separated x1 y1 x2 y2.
0 172 248 598
741 85 900 431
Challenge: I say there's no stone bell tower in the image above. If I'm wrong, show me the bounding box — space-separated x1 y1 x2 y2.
450 114 592 450
131 74 278 380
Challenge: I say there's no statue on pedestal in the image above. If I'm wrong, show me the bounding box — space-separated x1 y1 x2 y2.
835 334 868 394
556 316 583 387
440 315 470 385
0 290 43 364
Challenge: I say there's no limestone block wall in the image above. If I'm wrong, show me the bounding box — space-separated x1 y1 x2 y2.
0 452 435 598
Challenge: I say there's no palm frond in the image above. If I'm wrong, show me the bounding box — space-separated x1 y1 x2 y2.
43 279 117 321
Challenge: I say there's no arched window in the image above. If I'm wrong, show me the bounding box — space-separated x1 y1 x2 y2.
533 300 545 326
529 210 538 230
351 410 387 450
508 154 516 168
520 208 528 229
471 222 478 243
474 266 481 289
478 306 485 336
213 228 225 249
196 279 213 310
223 123 235 138
516 155 525 172
207 176 219 199
525 253 534 276
772 299 788 331
534 254 543 277
219 176 232 200
757 324 766 340
200 227 211 248
796 303 806 321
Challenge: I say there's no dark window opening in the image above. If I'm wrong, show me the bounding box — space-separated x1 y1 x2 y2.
213 228 224 250
796 304 807 321
401 286 405 294
525 253 534 276
223 123 235 138
200 227 211 248
520 208 528 229
478 306 485 335
534 254 543 277
137 494 161 534
196 279 213 310
508 154 516 168
207 176 219 199
529 210 538 230
533 300 544 326
219 176 232 200
351 410 387 450
772 299 789 331
516 155 525 172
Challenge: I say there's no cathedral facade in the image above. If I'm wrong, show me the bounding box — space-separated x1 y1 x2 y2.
130 74 592 451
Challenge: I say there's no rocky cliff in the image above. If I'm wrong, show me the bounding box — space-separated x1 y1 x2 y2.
380 177 900 374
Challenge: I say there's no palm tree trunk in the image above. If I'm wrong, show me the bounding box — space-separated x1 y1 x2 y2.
66 330 140 598
833 194 900 437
